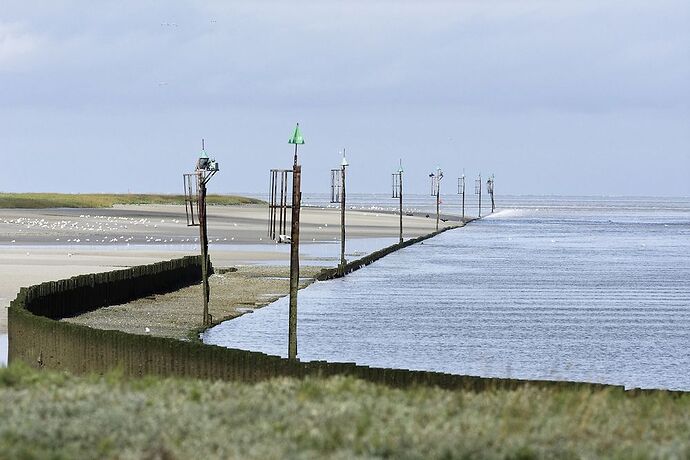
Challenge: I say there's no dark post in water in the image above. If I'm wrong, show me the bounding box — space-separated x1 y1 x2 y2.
430 167 444 231
487 174 495 213
330 150 349 275
288 124 304 360
475 173 482 218
183 139 219 326
392 160 404 244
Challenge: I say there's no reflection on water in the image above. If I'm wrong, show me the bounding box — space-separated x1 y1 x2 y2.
205 197 690 391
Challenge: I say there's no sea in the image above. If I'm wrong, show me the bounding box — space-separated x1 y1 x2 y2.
204 195 690 391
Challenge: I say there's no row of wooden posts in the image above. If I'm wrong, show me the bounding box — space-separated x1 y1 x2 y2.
429 168 497 227
185 125 496 360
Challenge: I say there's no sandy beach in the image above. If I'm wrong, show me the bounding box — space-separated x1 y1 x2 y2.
1 204 442 333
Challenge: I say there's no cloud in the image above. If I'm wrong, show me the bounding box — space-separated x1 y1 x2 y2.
0 23 42 70
0 1 687 196
2 0 686 112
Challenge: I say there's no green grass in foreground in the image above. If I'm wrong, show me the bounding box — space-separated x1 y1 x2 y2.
0 364 688 459
0 193 264 208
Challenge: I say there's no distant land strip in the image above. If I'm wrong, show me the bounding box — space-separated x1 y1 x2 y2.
0 193 265 209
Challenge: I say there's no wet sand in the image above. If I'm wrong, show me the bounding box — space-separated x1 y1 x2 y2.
1 204 440 333
65 265 326 341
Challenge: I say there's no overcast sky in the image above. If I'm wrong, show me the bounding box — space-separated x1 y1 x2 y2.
1 1 688 196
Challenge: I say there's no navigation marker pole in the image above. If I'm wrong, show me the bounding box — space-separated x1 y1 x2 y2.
429 166 444 231
288 123 304 360
339 151 348 275
475 173 482 218
183 139 219 326
330 149 349 275
487 174 495 213
391 160 404 244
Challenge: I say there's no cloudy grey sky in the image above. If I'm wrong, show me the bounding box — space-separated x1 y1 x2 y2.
1 1 688 196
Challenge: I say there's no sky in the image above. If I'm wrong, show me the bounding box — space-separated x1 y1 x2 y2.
1 1 688 196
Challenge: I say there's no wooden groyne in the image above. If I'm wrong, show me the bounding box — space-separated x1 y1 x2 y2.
316 225 460 280
8 236 680 395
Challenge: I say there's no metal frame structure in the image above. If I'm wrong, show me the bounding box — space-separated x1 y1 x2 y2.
457 173 465 222
268 169 292 241
183 173 199 227
330 168 342 204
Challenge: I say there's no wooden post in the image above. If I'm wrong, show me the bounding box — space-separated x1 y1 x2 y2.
199 177 210 326
399 172 403 244
288 157 301 360
487 175 496 214
460 175 465 223
268 171 275 238
436 180 440 231
339 164 346 274
478 174 482 218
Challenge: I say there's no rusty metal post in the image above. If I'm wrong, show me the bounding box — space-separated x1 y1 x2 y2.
288 156 301 360
198 176 210 326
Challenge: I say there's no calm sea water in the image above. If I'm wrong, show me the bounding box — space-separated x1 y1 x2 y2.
205 196 690 391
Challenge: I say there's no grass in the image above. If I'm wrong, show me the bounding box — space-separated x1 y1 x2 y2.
0 193 264 209
0 363 688 459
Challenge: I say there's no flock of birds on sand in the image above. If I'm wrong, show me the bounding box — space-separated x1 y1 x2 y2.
0 208 399 250
2 215 237 249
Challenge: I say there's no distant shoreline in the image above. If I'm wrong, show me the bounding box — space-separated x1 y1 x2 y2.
0 192 264 209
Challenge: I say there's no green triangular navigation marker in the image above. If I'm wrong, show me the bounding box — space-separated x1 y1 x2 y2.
288 123 305 145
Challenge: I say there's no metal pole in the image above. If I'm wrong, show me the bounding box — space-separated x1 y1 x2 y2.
399 172 403 244
340 164 346 274
199 175 210 326
288 147 301 360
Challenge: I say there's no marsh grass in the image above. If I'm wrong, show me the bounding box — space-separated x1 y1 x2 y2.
0 193 263 208
0 363 687 459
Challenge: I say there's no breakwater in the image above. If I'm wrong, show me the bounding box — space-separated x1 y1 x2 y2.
316 225 461 280
8 240 679 395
